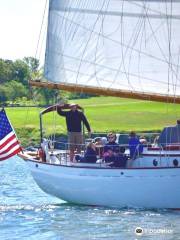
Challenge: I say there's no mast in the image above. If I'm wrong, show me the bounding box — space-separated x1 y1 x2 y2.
30 80 180 104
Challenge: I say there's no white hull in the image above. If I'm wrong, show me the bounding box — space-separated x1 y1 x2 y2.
26 158 180 209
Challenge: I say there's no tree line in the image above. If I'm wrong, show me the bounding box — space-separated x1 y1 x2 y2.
0 57 95 106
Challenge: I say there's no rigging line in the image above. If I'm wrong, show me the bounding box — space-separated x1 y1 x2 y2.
29 0 49 139
174 48 180 105
65 0 101 54
23 0 48 145
54 12 180 71
164 0 172 142
138 1 162 92
118 0 134 91
83 1 100 86
123 0 138 91
38 21 48 63
51 91 58 147
116 0 129 89
52 11 177 75
74 0 110 86
35 0 48 60
48 65 145 89
120 0 140 91
46 0 71 79
51 0 95 84
139 1 150 93
144 4 170 66
93 0 111 88
166 0 172 96
127 0 179 17
142 2 180 82
49 66 180 97
64 0 85 46
107 11 151 91
166 0 177 102
144 19 165 43
173 49 180 143
51 52 180 88
137 4 147 94
124 13 146 92
54 0 69 45
165 2 172 143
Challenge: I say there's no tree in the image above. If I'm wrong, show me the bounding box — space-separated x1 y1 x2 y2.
23 57 40 75
4 80 28 102
0 85 8 103
12 60 31 85
0 59 14 84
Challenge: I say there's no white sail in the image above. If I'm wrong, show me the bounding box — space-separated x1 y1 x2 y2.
44 0 180 96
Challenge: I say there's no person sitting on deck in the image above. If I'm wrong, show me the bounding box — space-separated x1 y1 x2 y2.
108 147 128 168
128 131 143 160
103 133 127 167
104 133 119 155
75 142 97 163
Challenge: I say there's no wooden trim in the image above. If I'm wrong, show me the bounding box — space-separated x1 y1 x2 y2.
29 80 180 104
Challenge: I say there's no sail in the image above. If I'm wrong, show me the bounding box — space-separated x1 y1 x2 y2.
44 0 180 97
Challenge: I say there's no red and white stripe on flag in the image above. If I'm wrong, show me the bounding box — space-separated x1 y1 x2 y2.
0 131 22 161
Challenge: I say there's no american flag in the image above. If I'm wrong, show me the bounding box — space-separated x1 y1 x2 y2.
0 109 22 161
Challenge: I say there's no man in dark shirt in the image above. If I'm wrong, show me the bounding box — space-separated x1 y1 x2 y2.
103 133 127 167
103 133 120 162
57 103 91 161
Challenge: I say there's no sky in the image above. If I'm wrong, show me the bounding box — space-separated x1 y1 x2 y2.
0 0 47 64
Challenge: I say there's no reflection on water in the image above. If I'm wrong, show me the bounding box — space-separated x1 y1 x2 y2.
0 157 180 240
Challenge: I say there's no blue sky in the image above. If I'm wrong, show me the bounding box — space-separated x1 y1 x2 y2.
0 0 47 64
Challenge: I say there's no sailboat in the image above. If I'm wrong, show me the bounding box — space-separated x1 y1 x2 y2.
18 0 180 208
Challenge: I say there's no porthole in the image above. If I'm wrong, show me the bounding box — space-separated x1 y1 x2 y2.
35 163 39 168
173 159 179 167
153 159 158 167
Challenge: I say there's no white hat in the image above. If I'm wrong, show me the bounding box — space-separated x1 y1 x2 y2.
70 103 77 107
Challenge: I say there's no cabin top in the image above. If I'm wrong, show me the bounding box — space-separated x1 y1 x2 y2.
158 121 180 146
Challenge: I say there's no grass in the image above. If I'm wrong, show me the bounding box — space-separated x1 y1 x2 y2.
5 96 180 146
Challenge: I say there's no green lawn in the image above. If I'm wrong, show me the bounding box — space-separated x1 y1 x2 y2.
5 96 180 146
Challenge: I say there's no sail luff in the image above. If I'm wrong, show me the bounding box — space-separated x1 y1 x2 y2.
29 80 180 104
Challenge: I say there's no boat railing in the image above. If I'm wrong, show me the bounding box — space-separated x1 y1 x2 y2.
42 139 138 166
38 137 180 167
42 139 129 166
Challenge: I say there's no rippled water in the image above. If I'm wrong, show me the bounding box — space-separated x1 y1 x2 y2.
0 156 180 240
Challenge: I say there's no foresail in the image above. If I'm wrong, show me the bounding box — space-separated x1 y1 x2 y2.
44 0 180 98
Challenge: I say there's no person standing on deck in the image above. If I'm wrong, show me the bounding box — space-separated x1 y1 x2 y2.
57 103 91 161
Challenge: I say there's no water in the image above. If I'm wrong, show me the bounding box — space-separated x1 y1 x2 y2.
0 157 180 240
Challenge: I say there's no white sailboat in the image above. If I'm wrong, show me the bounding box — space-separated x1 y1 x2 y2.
19 0 180 209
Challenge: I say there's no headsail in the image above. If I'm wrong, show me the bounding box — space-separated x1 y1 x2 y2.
42 0 180 102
